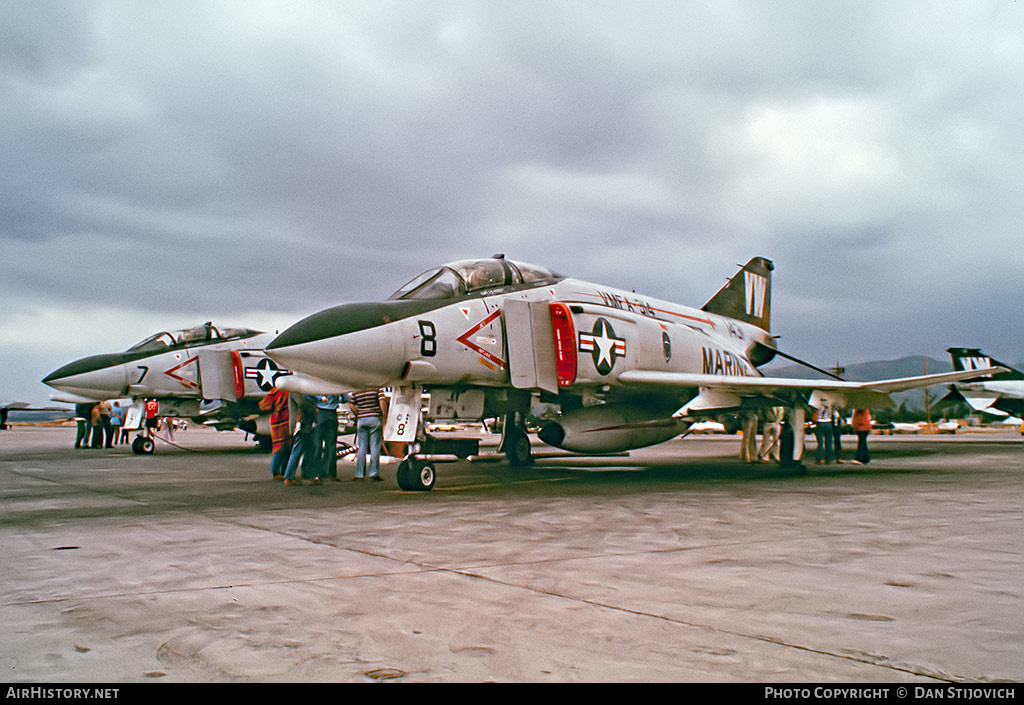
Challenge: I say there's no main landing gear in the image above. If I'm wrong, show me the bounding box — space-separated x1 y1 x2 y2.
498 410 533 467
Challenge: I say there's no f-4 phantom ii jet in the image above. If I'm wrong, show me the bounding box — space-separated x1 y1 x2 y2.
265 255 1003 490
43 322 304 454
938 348 1024 417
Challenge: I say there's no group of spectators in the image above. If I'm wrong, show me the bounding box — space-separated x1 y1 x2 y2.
259 389 387 485
742 404 873 467
68 390 386 482
72 399 172 449
73 401 129 449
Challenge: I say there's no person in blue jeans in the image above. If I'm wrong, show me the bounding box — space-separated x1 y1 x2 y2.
314 395 340 481
349 389 385 481
283 396 317 485
814 401 836 464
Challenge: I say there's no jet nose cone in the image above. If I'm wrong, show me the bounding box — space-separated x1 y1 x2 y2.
42 354 128 400
267 302 404 350
268 301 423 389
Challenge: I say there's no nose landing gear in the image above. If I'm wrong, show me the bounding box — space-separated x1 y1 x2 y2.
131 435 155 455
396 457 436 491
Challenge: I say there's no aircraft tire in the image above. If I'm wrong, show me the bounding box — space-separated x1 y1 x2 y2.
397 458 435 491
132 437 155 455
505 431 532 466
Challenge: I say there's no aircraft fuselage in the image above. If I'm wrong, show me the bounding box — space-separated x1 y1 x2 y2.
265 277 775 397
44 332 275 402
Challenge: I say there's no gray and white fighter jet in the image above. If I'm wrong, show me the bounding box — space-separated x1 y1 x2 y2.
266 255 1003 490
43 322 300 453
939 347 1024 417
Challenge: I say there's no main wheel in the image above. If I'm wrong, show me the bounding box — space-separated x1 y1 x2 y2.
396 458 436 491
505 430 532 466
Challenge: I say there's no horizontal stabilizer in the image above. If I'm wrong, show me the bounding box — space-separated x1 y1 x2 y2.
961 393 1007 415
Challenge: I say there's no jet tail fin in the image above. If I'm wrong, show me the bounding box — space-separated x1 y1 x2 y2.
947 348 1024 381
701 257 774 332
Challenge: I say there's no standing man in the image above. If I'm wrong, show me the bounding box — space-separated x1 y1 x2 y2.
350 388 386 482
739 412 758 463
314 395 340 482
282 395 317 486
144 398 159 443
258 387 291 480
813 400 835 464
852 408 872 466
90 403 105 448
758 406 784 463
110 402 125 446
783 405 807 468
74 402 95 449
831 407 844 464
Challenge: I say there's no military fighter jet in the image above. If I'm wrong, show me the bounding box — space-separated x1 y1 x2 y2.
265 255 1003 490
42 322 304 453
938 347 1024 417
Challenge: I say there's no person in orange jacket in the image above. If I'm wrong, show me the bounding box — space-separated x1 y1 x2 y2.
259 388 291 480
852 408 872 465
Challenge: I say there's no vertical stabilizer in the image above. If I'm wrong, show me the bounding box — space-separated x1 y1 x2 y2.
701 257 774 332
948 348 1024 381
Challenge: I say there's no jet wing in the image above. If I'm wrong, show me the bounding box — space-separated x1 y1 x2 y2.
618 367 1009 413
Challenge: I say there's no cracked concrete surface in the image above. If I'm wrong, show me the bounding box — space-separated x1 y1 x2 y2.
2 426 1021 682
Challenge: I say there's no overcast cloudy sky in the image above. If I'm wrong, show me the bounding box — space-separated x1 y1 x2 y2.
2 0 1022 404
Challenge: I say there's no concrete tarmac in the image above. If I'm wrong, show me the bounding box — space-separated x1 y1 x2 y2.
1 425 1021 683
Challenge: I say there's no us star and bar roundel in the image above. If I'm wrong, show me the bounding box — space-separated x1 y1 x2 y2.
578 318 626 375
245 357 288 392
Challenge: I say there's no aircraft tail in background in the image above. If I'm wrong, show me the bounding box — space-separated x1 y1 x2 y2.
948 348 1024 381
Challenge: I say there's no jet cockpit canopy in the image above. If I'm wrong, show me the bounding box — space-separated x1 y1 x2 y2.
389 255 563 301
126 323 260 352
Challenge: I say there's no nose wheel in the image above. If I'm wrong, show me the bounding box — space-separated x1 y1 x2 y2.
396 456 436 491
131 436 155 455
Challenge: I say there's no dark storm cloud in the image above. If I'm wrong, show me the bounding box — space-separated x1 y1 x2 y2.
2 0 1022 402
